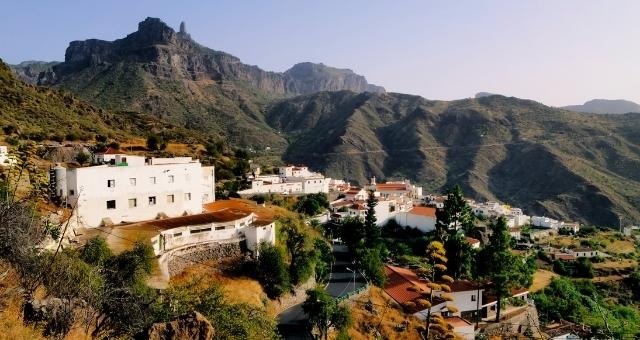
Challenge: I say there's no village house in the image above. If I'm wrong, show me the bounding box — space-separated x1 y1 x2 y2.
531 216 564 229
50 153 215 228
367 177 423 200
0 145 16 165
570 247 609 259
238 165 330 195
465 237 481 249
395 206 437 233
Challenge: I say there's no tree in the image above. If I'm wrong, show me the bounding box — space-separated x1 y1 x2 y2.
146 133 166 151
364 190 380 247
302 287 352 340
339 216 366 253
444 233 474 280
256 242 290 298
314 239 334 283
282 222 315 285
356 245 386 286
422 241 456 339
477 216 533 322
434 185 475 241
74 151 90 166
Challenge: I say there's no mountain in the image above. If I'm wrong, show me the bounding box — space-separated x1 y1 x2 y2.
475 92 500 98
284 62 384 94
13 17 640 227
35 17 382 149
267 92 640 227
0 58 171 140
563 99 640 114
10 60 60 84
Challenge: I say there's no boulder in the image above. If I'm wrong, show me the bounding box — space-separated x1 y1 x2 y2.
138 312 214 340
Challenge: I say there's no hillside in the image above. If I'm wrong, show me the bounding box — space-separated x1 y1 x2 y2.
267 92 640 227
36 18 382 150
563 99 640 114
0 58 174 140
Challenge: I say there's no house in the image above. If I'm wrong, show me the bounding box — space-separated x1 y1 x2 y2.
531 216 563 229
436 280 484 318
465 237 481 249
238 165 330 195
148 208 275 256
444 316 475 340
395 206 437 233
551 253 577 262
373 178 423 199
50 155 215 228
481 287 530 319
0 146 16 165
344 187 368 201
571 248 609 258
560 222 580 234
383 265 449 318
509 227 522 240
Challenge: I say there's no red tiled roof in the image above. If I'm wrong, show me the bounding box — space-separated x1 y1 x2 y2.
346 188 363 194
384 267 424 305
143 208 259 230
331 200 352 208
465 237 480 245
553 253 577 261
376 183 408 191
409 206 436 218
96 147 123 155
447 280 483 292
350 204 367 211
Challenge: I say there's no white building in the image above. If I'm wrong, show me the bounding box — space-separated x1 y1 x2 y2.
239 165 330 195
531 216 563 229
395 206 437 233
149 210 275 256
50 155 215 228
0 146 16 165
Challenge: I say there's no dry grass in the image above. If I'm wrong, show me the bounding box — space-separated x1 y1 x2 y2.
343 286 424 340
593 259 637 270
170 258 268 309
530 269 558 292
605 239 636 254
592 275 626 283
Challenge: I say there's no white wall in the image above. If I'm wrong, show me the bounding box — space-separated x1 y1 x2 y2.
67 161 205 227
438 289 484 313
396 212 436 233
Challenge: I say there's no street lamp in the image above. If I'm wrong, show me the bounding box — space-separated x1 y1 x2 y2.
346 267 356 292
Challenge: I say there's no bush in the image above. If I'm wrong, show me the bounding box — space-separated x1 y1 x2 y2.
256 242 290 298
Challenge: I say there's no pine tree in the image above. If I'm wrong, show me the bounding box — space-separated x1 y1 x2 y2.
364 190 380 247
435 185 475 241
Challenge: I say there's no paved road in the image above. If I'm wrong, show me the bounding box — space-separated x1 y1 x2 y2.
277 244 366 339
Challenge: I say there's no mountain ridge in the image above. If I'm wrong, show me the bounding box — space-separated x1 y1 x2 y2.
563 99 640 114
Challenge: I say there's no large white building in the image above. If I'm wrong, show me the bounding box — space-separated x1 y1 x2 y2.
239 165 330 195
395 206 437 233
50 154 215 228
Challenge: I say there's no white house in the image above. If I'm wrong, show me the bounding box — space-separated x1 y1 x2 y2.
50 155 215 228
444 316 475 340
532 216 563 229
149 209 275 256
395 206 437 233
0 146 16 165
239 165 330 195
571 248 609 258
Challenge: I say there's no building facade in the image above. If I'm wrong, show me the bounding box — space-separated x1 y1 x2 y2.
51 155 215 228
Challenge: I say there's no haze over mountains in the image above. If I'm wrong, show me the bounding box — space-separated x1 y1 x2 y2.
5 17 640 227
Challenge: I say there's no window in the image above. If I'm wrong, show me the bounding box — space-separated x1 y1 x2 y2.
215 226 225 231
191 228 211 234
149 177 156 184
173 232 182 237
106 200 116 209
167 194 175 203
184 193 191 201
471 295 476 302
128 198 137 208
69 189 75 196
107 179 115 188
168 175 174 183
148 196 156 206
129 178 136 186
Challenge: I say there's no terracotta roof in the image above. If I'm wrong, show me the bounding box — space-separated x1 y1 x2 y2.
145 209 254 230
512 287 529 296
509 227 521 232
447 280 483 292
553 253 577 261
331 200 352 208
444 316 472 328
408 206 436 218
383 266 423 305
385 265 429 293
96 147 123 155
465 237 480 245
376 183 408 191
346 188 363 194
350 204 367 211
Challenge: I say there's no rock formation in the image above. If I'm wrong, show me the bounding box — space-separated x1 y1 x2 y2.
138 312 214 340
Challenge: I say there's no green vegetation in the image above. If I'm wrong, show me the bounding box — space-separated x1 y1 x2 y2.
294 193 329 216
302 286 352 340
477 216 536 322
435 184 475 239
255 242 290 298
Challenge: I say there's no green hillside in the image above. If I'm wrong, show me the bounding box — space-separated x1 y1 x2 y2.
267 92 640 227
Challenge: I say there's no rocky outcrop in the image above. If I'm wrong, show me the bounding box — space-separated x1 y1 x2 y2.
284 62 384 94
42 17 382 95
9 60 59 84
562 99 640 114
138 312 214 340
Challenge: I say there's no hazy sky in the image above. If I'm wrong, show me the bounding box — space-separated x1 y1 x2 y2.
1 0 639 106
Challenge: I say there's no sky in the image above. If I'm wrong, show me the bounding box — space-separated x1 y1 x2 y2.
1 0 639 107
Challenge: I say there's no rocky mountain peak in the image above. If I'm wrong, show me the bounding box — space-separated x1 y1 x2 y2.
284 62 385 94
132 17 178 45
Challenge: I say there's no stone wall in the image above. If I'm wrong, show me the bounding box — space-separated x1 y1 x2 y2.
161 240 246 278
271 276 317 315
